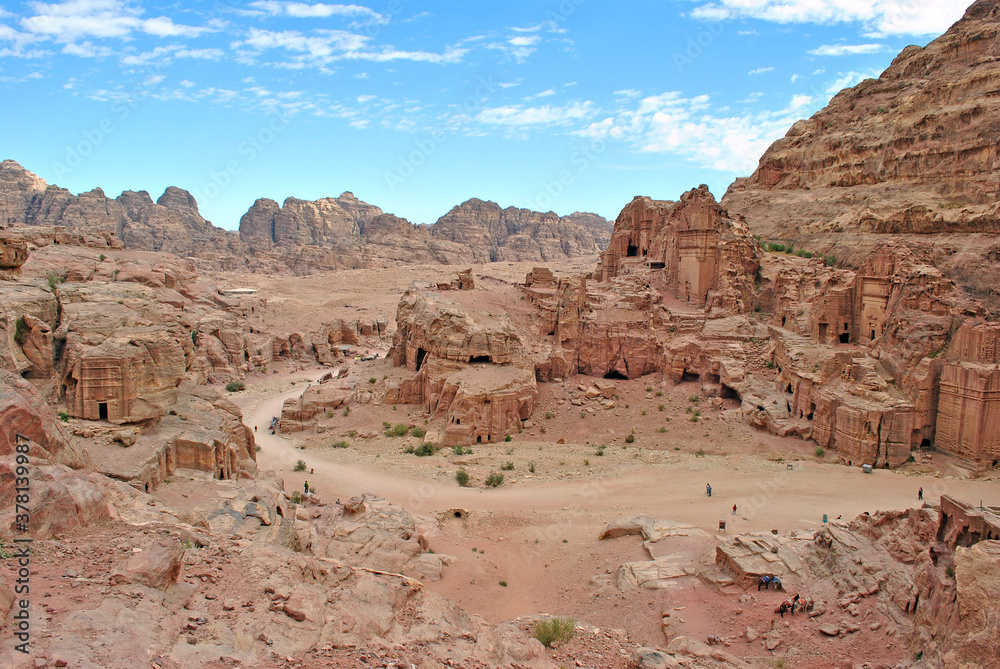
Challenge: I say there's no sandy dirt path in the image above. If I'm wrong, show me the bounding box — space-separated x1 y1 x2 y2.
240 368 1000 652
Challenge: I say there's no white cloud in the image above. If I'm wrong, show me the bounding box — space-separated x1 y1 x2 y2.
808 43 885 56
144 73 164 85
61 39 111 57
248 1 387 23
614 89 641 98
508 35 539 47
790 73 802 82
476 100 595 127
525 88 556 100
688 0 966 37
233 27 466 67
748 66 773 75
349 118 369 128
19 1 212 42
573 70 879 173
356 94 375 103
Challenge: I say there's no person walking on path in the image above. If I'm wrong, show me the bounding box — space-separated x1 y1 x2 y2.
918 487 923 501
732 504 737 515
304 480 309 494
706 483 712 497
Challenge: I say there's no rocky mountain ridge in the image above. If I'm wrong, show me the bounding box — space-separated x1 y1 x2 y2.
722 0 1000 309
0 160 612 275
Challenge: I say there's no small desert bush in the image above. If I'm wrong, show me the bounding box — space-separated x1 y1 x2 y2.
225 380 245 392
331 441 349 449
485 472 504 488
294 460 307 471
501 461 515 471
625 434 635 444
545 411 554 419
815 447 825 457
290 491 302 504
504 434 512 442
528 461 536 473
533 617 575 648
58 411 69 422
455 468 470 487
452 445 473 455
411 426 426 438
595 444 606 456
689 394 700 404
409 442 437 457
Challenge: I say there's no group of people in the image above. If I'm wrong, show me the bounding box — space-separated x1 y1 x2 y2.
270 416 278 434
775 593 814 617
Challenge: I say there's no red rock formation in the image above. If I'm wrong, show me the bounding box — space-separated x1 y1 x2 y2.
599 186 759 314
386 287 536 444
723 0 1000 299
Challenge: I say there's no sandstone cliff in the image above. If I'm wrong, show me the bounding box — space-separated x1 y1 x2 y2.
0 160 246 261
722 0 1000 309
239 193 612 274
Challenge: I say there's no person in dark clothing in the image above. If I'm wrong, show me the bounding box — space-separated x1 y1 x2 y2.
918 487 923 500
706 483 712 497
304 480 309 493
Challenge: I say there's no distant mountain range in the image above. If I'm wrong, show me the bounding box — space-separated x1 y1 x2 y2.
0 159 612 274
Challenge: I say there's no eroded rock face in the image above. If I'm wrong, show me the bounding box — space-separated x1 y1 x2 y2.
599 186 760 314
387 287 536 444
0 161 245 260
722 0 1000 300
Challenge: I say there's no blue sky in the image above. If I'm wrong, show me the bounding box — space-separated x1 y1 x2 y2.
0 0 971 229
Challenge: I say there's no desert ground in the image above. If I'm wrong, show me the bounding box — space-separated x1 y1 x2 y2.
217 259 1000 665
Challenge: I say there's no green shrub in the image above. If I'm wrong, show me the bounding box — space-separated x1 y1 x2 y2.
625 434 635 444
455 468 470 486
655 390 663 397
533 617 575 648
343 406 350 416
583 459 589 466
689 394 700 403
225 380 246 392
657 404 665 412
386 423 409 437
528 461 536 473
293 460 307 471
501 461 515 471
766 360 775 369
413 442 437 456
99 254 106 261
58 411 69 422
545 411 554 419
695 449 706 457
815 447 825 457
368 377 376 384
504 434 512 442
595 444 606 456
291 491 302 504
485 472 504 488
452 445 473 455
824 255 837 267
945 565 955 578
657 426 667 433
332 441 349 449
13 316 28 346
411 426 426 438
46 271 60 291
499 580 507 587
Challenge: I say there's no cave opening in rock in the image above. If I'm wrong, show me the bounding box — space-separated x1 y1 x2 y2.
839 332 851 344
477 436 481 443
98 402 108 421
807 403 815 420
604 370 628 380
649 262 665 269
415 347 427 371
681 371 699 383
469 355 491 364
626 243 639 257
786 383 793 394
720 385 741 402
818 323 829 340
706 373 721 384
921 439 932 449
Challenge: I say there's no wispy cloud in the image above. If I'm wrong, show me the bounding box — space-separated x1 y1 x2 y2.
574 70 878 173
232 27 467 68
476 100 595 127
688 0 966 37
20 0 213 42
808 43 885 56
246 1 387 24
748 66 773 75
